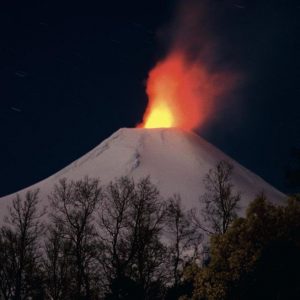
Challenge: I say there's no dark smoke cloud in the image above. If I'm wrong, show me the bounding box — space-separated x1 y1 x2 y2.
170 0 219 64
157 0 245 130
165 0 236 69
158 0 299 192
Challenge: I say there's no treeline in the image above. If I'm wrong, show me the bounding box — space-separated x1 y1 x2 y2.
0 161 299 300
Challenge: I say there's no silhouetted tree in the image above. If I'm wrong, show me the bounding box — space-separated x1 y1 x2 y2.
48 177 103 299
191 194 300 300
98 176 136 295
105 275 144 300
130 177 166 299
99 177 167 300
42 223 73 300
164 195 202 300
201 160 240 235
286 147 300 193
0 190 44 300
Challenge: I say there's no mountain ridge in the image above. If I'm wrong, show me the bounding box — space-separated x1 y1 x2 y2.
0 128 285 221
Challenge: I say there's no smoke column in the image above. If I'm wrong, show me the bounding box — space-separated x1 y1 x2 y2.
138 0 239 131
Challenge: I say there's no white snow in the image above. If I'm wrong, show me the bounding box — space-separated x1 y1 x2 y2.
0 128 286 221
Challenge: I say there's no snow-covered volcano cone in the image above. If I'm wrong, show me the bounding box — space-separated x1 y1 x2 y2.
0 128 285 221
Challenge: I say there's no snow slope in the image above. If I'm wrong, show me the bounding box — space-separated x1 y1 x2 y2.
0 128 285 221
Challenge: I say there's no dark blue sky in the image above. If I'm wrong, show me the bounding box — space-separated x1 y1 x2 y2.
0 0 299 196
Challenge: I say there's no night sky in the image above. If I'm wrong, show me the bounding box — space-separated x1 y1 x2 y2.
0 0 299 197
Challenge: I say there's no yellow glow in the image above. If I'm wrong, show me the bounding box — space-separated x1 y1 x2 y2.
144 102 174 128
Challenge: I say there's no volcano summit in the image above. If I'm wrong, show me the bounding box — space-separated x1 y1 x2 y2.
0 128 285 221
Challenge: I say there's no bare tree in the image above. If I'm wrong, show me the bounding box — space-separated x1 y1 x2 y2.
98 176 136 291
201 160 240 235
48 177 103 299
99 177 167 300
0 227 17 300
0 190 44 300
129 177 166 298
42 223 73 300
165 195 202 289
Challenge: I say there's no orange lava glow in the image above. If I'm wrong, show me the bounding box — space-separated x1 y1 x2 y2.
138 51 216 131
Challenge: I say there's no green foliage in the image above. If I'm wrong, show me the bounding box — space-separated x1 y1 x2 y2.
192 195 300 300
2 170 297 300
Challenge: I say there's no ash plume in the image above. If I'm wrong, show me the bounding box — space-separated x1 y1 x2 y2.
144 0 243 130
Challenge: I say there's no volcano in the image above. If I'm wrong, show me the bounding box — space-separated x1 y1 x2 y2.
0 128 285 220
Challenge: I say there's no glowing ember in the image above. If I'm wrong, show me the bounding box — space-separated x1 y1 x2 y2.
138 51 213 131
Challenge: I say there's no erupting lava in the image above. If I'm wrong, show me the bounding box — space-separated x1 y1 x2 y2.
138 51 214 131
